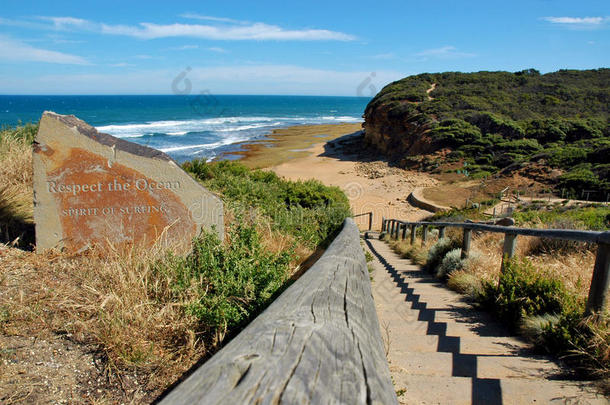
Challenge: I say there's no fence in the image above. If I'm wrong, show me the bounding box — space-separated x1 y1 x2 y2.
381 217 610 315
353 211 373 230
160 218 397 405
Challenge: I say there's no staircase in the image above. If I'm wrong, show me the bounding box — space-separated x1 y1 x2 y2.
364 238 607 405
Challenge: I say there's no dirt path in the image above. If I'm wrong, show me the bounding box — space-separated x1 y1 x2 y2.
364 237 606 404
426 83 437 101
271 137 436 230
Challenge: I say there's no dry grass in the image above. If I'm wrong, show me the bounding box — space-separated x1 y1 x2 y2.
0 241 207 396
386 236 434 266
447 270 483 298
466 232 597 302
0 126 34 245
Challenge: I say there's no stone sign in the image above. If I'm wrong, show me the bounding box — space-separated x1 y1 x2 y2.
33 112 223 251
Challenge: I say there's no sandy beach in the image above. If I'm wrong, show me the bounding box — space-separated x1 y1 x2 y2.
237 123 438 230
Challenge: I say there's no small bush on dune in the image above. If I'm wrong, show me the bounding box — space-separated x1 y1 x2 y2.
520 313 562 346
410 246 429 266
447 270 483 299
386 238 429 265
436 248 464 279
425 237 460 273
480 258 571 329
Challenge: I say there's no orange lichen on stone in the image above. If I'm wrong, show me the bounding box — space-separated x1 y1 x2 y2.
45 148 195 251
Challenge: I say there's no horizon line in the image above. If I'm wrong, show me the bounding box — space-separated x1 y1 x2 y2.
0 93 373 98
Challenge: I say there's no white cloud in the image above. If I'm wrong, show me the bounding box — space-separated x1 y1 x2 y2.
0 35 90 65
415 46 475 59
208 47 227 53
100 22 356 41
179 13 245 24
371 53 396 60
4 15 356 42
109 62 134 67
542 16 609 30
37 16 91 30
543 16 606 25
170 44 199 50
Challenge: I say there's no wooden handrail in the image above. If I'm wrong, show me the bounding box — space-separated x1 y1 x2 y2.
353 211 373 230
381 218 610 315
160 218 397 405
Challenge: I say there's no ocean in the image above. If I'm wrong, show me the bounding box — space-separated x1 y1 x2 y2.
0 95 369 162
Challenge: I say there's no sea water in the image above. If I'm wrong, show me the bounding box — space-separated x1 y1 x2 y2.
0 95 369 162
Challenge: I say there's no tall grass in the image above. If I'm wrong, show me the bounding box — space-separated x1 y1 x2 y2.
0 124 37 246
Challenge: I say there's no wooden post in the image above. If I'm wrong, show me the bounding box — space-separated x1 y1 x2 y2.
410 225 416 245
422 225 428 246
501 233 518 272
439 227 446 239
461 228 472 259
381 218 386 232
389 220 394 237
586 241 610 315
402 223 408 240
369 212 373 231
395 223 401 239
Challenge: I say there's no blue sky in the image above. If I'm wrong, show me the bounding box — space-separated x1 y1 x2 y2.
0 0 608 95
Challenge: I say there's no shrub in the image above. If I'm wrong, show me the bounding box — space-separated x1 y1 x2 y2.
520 314 561 346
429 119 482 148
558 168 601 195
513 204 610 231
480 258 569 329
184 160 351 249
526 118 568 143
547 146 588 168
447 270 483 299
162 221 293 330
425 237 459 273
466 112 524 139
436 248 465 279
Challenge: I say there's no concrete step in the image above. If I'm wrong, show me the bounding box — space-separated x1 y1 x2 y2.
390 335 532 356
392 351 565 380
366 238 607 402
392 374 607 405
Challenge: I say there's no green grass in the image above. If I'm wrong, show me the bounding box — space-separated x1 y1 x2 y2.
513 204 610 230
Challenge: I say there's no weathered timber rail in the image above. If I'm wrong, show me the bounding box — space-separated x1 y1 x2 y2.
381 217 610 315
160 218 397 405
353 211 373 230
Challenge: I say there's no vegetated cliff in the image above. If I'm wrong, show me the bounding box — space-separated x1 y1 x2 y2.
363 69 610 200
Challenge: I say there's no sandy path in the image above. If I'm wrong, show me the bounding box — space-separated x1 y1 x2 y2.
271 141 437 231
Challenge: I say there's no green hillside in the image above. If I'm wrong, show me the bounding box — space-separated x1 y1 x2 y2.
363 69 609 200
